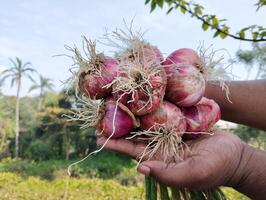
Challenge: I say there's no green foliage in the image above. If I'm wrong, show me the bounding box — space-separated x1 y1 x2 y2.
234 125 266 150
145 0 266 42
222 187 249 200
24 140 53 160
0 172 144 200
1 90 99 160
236 43 266 79
0 151 136 182
255 0 266 11
28 75 54 95
0 171 248 200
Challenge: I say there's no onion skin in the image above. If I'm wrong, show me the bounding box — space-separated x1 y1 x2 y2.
96 98 138 139
163 48 201 67
182 97 221 132
79 57 118 99
122 44 164 64
163 63 205 107
140 101 186 133
128 71 167 116
142 44 164 63
113 62 167 116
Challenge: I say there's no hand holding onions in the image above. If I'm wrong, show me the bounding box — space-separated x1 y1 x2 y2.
66 26 230 200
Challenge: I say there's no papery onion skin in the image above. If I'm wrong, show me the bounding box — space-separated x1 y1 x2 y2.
96 98 138 138
140 101 187 133
121 44 164 64
163 63 205 107
79 57 118 99
142 45 164 63
182 97 221 132
128 71 167 116
113 62 167 116
163 48 201 67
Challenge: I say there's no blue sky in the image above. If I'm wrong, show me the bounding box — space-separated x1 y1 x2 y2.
0 0 266 96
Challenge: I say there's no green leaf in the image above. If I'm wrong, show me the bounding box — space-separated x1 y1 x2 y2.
150 0 157 12
156 0 164 8
145 0 151 5
213 30 220 38
241 27 250 32
166 7 174 15
180 6 186 14
194 7 202 15
202 22 209 31
166 0 174 6
260 31 266 37
212 17 218 28
253 32 259 40
239 30 245 39
219 32 227 39
159 183 170 200
220 27 229 39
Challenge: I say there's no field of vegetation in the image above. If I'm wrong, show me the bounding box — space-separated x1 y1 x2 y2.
0 156 249 200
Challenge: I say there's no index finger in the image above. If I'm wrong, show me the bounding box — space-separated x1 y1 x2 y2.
97 137 146 159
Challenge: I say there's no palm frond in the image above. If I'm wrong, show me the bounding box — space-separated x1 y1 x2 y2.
28 84 40 93
0 69 13 76
22 62 31 68
0 73 13 84
23 67 36 73
8 58 18 68
10 77 18 88
25 74 36 83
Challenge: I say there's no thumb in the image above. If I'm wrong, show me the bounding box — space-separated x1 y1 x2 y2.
137 161 166 176
137 160 167 176
137 159 200 187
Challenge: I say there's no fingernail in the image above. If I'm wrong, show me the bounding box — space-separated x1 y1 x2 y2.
97 137 106 146
137 164 151 176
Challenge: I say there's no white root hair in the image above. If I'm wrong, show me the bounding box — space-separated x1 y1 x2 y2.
197 42 236 103
62 36 105 95
65 97 121 176
127 124 190 166
104 59 162 113
63 95 104 129
101 19 146 52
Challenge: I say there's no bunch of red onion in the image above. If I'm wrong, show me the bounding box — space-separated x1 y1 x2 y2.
67 33 222 154
65 26 228 200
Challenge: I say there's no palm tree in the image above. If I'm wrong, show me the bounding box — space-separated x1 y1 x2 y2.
0 57 36 159
29 75 54 110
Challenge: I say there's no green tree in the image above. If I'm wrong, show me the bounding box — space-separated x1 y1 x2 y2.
145 0 266 42
234 125 266 150
237 43 266 79
28 75 54 110
0 57 36 158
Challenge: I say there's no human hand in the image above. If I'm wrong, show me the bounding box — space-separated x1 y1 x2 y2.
97 131 250 190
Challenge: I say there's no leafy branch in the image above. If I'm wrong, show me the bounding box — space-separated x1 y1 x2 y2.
145 0 266 42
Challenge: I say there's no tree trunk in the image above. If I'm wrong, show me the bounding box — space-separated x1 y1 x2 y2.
37 98 43 111
38 89 43 110
15 79 21 159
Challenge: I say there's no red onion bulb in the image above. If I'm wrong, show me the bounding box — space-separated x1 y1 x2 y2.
121 43 164 64
182 97 221 132
163 63 205 107
140 101 186 133
97 98 139 138
113 61 167 116
79 56 118 99
163 48 201 67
